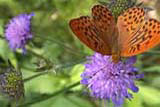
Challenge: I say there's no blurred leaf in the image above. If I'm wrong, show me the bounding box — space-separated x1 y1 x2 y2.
0 20 4 35
143 66 160 72
42 41 63 63
0 40 17 67
31 94 93 107
125 92 143 107
70 64 84 90
71 64 84 82
25 73 59 94
139 85 160 106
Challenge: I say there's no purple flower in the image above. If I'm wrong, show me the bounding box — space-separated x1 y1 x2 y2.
5 13 34 52
81 53 143 107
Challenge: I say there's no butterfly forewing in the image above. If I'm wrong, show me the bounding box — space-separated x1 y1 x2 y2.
69 5 117 55
118 7 145 35
117 7 146 50
121 18 160 56
118 7 160 56
92 5 117 45
69 16 111 55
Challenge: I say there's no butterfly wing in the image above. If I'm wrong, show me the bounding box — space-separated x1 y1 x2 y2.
117 7 145 49
117 7 160 56
69 16 111 55
91 5 117 44
69 5 117 55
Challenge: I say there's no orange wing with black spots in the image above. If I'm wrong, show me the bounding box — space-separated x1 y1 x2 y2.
118 7 160 56
117 7 145 48
122 19 160 56
118 7 145 34
69 5 116 55
69 16 112 55
91 5 117 44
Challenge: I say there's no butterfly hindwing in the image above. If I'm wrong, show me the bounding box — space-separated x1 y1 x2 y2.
69 16 111 55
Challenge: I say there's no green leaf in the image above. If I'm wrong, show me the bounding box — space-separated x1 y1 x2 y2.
143 66 160 72
31 94 93 107
0 40 17 67
139 86 160 106
125 92 143 107
71 64 84 82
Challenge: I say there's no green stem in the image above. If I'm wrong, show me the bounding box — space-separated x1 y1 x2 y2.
27 48 50 63
18 81 80 107
23 72 48 82
23 58 86 82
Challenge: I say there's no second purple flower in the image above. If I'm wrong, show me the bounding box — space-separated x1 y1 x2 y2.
5 13 34 53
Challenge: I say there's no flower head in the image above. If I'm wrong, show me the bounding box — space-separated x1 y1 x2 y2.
105 0 136 18
0 67 24 101
5 13 34 52
81 53 143 107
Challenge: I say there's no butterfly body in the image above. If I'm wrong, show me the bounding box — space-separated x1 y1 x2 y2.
69 5 160 63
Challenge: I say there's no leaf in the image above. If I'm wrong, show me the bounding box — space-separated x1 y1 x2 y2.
25 72 60 94
70 64 84 90
71 64 84 81
142 66 160 72
139 85 160 106
125 92 143 107
31 94 93 107
0 40 17 67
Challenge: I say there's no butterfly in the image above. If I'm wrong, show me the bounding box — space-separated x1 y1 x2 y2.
69 4 160 63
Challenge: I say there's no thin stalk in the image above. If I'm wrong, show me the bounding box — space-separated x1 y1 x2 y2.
23 72 48 82
18 82 80 107
27 48 51 64
23 58 86 82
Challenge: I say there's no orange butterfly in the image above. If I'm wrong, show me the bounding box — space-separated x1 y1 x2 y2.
69 5 160 63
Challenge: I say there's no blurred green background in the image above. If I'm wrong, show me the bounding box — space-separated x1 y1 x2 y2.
0 0 160 107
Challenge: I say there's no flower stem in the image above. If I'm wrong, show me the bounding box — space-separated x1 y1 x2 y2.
23 71 48 82
23 58 86 82
18 81 80 107
26 47 51 63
